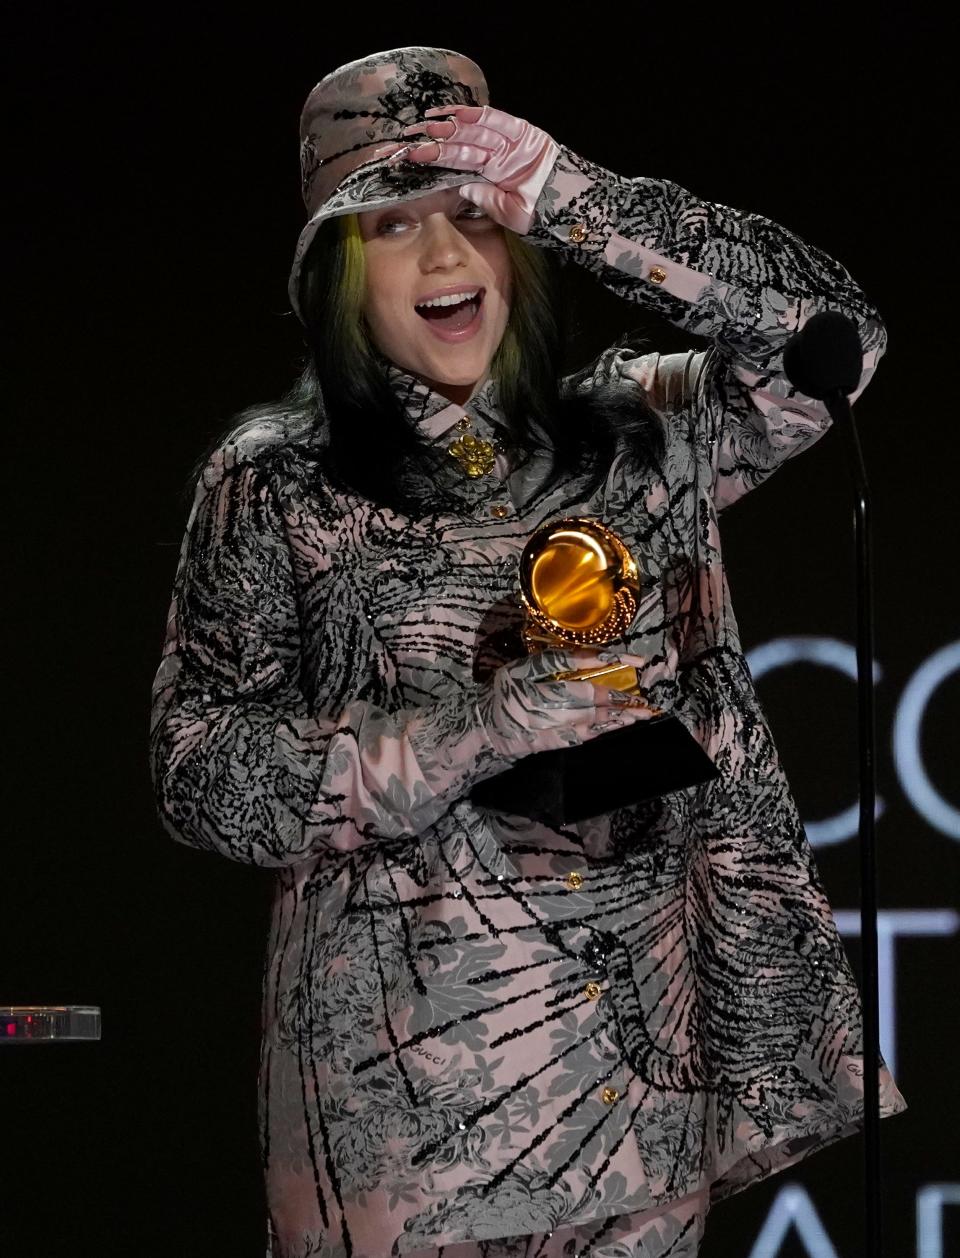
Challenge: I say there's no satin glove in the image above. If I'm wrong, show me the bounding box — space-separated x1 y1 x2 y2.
375 105 561 235
476 648 657 763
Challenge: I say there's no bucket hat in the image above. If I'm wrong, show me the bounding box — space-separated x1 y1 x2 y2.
289 46 491 324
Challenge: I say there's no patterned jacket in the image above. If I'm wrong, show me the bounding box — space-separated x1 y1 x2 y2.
150 147 907 1258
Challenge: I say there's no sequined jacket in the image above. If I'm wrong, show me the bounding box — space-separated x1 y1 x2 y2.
150 146 906 1258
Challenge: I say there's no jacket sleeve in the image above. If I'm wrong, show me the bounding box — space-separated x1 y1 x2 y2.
149 442 515 868
526 146 886 509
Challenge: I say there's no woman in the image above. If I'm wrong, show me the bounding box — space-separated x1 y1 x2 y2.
150 47 906 1258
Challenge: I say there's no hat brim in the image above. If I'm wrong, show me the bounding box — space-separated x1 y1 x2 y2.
288 157 494 323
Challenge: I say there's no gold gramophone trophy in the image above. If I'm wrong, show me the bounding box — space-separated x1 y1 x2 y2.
518 516 645 694
471 516 718 824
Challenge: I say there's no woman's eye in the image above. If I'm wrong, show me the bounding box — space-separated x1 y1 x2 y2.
377 216 411 235
458 204 490 222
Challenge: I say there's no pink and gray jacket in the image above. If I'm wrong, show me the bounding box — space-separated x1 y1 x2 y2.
150 146 906 1257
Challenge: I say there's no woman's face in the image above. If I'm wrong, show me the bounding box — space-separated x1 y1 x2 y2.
357 188 512 406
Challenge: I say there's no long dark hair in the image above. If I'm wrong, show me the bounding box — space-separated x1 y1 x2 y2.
193 213 664 513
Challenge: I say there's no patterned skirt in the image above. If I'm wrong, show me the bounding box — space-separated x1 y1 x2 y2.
411 1187 711 1257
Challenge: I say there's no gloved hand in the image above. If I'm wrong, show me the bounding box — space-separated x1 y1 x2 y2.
475 648 658 762
375 105 561 235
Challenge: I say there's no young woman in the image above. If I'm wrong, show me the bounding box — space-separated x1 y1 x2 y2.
150 46 906 1258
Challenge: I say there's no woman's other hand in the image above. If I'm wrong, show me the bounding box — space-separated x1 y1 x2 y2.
375 105 560 235
477 648 658 762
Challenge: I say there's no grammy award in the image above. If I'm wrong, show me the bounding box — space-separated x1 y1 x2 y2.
470 517 718 824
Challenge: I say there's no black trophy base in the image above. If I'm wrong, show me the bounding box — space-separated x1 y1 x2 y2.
470 715 719 825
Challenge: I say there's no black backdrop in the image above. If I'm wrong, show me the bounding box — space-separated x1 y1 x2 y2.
5 7 957 1256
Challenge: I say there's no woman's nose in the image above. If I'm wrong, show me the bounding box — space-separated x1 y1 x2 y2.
419 216 470 272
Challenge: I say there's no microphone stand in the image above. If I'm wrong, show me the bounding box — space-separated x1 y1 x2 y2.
824 389 883 1258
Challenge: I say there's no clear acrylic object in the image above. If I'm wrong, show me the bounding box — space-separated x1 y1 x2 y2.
1 1005 101 1043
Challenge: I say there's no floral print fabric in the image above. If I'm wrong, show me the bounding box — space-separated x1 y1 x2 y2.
150 147 906 1258
413 1183 710 1256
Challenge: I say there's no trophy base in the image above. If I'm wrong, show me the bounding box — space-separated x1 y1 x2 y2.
470 715 719 825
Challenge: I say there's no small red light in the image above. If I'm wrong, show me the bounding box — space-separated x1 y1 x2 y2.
5 1023 16 1036
26 1015 33 1023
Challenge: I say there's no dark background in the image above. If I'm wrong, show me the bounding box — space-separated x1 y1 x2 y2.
5 6 957 1256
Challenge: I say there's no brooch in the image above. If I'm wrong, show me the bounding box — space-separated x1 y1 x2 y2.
447 417 498 477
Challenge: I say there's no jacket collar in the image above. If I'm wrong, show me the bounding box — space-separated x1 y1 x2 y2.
383 360 505 447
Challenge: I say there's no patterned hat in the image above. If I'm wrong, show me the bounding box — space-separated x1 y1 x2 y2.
288 47 491 325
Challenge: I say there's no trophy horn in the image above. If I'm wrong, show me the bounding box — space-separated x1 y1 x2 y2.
518 517 642 693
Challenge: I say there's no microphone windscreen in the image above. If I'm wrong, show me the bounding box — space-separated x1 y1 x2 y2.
782 310 863 399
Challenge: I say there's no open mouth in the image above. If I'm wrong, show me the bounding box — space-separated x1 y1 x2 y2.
414 288 484 335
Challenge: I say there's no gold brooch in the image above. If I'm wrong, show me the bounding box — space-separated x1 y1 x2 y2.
447 431 496 478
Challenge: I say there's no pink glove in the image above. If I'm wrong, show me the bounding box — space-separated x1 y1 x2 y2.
375 105 561 235
476 648 660 762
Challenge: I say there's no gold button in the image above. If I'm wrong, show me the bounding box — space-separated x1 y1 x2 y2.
490 504 509 519
456 417 471 430
568 223 588 243
601 1086 620 1105
565 871 584 890
584 981 602 1001
648 266 667 284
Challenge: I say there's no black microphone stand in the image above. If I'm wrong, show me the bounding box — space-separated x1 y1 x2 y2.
783 308 885 1257
822 388 883 1258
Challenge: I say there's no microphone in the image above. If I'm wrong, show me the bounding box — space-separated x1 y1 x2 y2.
782 309 863 402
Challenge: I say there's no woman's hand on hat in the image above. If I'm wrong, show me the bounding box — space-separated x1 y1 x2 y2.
374 105 560 235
